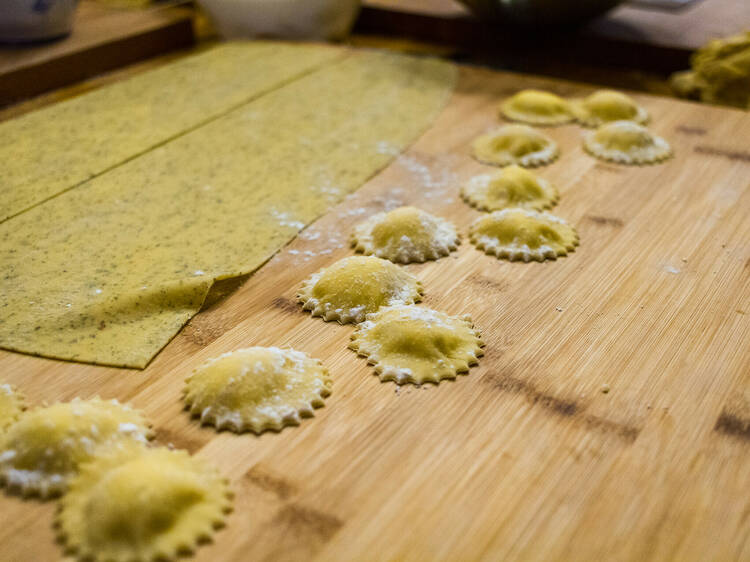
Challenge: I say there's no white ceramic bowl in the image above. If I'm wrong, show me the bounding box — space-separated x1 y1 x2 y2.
0 0 78 43
198 0 361 41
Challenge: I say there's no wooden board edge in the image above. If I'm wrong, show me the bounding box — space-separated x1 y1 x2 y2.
0 10 194 107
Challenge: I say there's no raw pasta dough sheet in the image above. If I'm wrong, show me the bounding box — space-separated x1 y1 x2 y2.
0 42 345 222
0 47 456 368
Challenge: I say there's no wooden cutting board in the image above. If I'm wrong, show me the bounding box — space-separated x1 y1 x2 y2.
1 62 749 561
0 1 193 107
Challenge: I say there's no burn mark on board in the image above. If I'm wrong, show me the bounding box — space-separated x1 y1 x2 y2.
483 370 641 442
181 316 228 346
272 296 301 315
152 426 206 454
273 504 343 539
256 504 344 562
467 273 510 292
486 372 578 417
715 411 750 441
582 414 640 442
244 464 299 501
694 145 750 163
675 125 707 136
584 215 624 228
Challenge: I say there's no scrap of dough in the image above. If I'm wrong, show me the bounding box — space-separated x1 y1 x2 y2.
0 398 153 498
461 165 558 212
0 49 456 368
297 256 423 324
349 305 484 385
57 444 232 562
351 206 459 263
472 124 559 168
0 384 25 433
0 42 347 223
670 31 750 109
499 89 574 126
183 347 332 433
469 208 579 262
584 120 672 165
571 90 649 127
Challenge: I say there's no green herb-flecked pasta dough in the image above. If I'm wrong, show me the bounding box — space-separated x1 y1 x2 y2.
0 48 456 368
0 41 345 222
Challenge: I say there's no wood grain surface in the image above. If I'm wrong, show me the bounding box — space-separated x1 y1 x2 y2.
1 63 749 561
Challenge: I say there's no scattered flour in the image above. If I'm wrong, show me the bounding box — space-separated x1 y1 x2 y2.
284 152 460 264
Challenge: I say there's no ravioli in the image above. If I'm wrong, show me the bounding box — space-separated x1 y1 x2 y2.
571 89 649 127
0 398 152 498
183 347 332 433
469 208 579 262
349 305 484 385
0 384 24 432
583 120 672 164
461 165 558 212
472 125 559 168
0 49 456 369
57 444 232 562
499 89 574 125
297 256 423 324
351 206 459 264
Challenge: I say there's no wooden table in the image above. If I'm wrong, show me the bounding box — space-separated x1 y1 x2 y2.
1 51 749 561
359 0 750 69
5 0 745 109
356 0 750 91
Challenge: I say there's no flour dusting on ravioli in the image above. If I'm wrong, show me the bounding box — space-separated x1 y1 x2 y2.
0 384 25 433
297 256 423 324
469 208 578 262
351 206 459 264
57 444 232 562
584 120 671 164
0 398 152 498
500 89 574 126
472 124 559 168
350 305 484 385
461 165 558 212
183 347 332 434
572 90 649 128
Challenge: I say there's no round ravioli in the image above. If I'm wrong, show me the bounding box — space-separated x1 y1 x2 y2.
0 384 25 433
351 206 459 264
499 89 574 126
469 208 579 262
349 305 484 385
583 120 672 165
472 124 559 168
183 347 332 434
572 89 649 127
57 444 232 562
0 398 152 498
297 255 423 324
461 165 559 212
